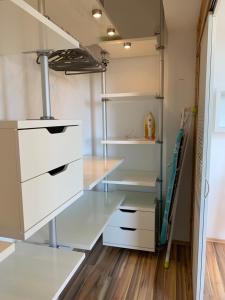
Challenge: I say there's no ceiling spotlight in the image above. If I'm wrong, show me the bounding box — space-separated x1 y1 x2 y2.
107 28 116 36
92 9 102 19
124 42 131 49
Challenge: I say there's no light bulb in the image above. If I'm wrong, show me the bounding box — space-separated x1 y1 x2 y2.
92 9 102 19
107 28 116 36
124 42 131 49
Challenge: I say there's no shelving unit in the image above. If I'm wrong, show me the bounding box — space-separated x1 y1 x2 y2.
102 170 158 187
0 242 85 300
29 191 125 250
100 32 164 252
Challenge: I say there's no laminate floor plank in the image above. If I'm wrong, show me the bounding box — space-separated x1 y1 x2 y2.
61 240 192 300
204 242 225 300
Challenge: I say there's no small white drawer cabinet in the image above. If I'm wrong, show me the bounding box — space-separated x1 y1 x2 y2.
0 120 83 240
103 192 156 252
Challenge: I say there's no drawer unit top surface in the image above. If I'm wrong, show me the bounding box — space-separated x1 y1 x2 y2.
120 192 156 212
0 119 81 129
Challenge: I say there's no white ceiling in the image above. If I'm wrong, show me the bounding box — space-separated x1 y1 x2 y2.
163 0 202 31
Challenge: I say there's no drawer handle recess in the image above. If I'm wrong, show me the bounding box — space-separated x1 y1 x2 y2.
46 126 67 134
48 164 68 176
120 227 137 231
120 209 137 213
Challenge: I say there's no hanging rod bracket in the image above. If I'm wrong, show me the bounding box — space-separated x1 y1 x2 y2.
156 45 165 51
155 95 164 100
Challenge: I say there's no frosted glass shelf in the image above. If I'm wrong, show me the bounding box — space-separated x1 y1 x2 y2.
0 242 85 300
120 192 157 212
101 138 156 145
102 170 158 187
101 92 158 102
0 0 79 55
29 191 126 251
83 156 124 190
0 242 15 263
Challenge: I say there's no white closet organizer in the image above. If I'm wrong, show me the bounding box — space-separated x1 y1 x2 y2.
0 120 83 240
100 37 164 252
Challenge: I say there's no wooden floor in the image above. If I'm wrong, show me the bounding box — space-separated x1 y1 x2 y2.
204 242 225 299
60 240 192 300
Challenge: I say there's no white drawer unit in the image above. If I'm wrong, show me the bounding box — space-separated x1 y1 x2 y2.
103 226 155 251
108 209 155 230
0 120 83 240
103 192 156 252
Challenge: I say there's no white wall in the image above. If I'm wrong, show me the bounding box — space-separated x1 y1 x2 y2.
0 53 92 155
207 0 225 240
164 29 196 241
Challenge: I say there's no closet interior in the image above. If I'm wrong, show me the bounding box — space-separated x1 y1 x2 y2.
0 0 196 299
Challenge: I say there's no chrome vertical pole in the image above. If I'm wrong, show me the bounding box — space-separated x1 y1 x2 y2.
158 0 164 240
38 52 57 248
37 0 57 249
102 71 108 192
39 54 52 119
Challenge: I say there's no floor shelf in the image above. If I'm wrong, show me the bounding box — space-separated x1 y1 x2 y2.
0 242 15 263
101 92 158 102
83 156 124 190
28 191 126 251
0 242 85 300
102 170 158 187
101 138 157 145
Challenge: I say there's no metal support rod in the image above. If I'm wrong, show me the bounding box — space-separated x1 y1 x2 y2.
38 0 46 15
102 71 108 192
39 51 57 248
158 0 165 241
40 54 52 119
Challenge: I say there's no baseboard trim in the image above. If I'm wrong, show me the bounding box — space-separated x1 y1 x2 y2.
172 240 190 246
207 237 225 244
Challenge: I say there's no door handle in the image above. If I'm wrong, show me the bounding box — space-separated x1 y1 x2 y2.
204 179 210 198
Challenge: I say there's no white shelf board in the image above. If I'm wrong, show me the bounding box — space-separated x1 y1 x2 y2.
0 0 79 55
0 242 15 263
0 242 85 300
102 170 158 187
120 192 156 212
101 92 157 102
0 119 81 129
101 138 156 145
29 191 126 251
99 37 158 59
84 156 124 190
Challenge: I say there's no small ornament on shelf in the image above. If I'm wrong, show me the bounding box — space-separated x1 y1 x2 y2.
144 112 156 141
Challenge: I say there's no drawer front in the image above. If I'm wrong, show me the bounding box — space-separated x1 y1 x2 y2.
108 209 155 230
18 125 82 181
103 226 155 250
21 159 83 231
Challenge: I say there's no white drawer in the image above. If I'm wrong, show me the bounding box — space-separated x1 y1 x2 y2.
22 159 83 231
18 125 82 181
103 226 155 250
108 209 155 230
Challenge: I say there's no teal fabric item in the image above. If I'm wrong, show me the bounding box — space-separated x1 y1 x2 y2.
160 128 185 246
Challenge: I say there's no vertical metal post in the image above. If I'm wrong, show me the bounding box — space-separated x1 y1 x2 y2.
102 71 108 192
38 0 46 15
158 0 164 240
39 52 57 248
40 54 52 119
